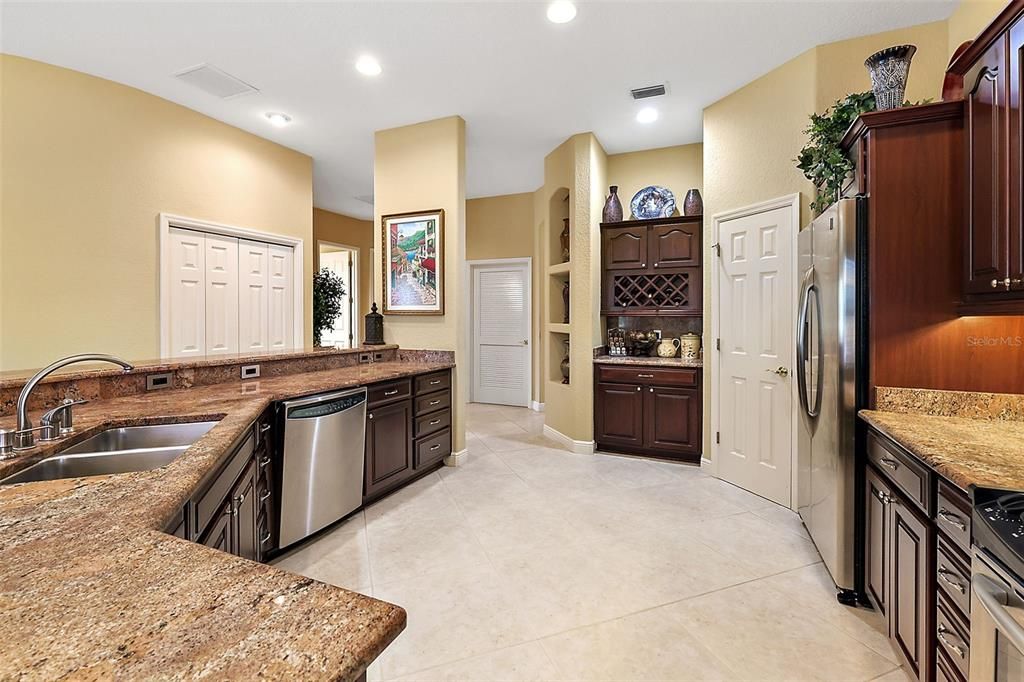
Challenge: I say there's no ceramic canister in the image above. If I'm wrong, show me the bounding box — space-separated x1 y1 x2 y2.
680 333 701 358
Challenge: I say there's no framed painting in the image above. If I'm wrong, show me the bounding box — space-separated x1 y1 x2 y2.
381 209 444 315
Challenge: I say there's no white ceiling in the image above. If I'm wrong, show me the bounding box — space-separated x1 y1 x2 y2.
2 1 957 219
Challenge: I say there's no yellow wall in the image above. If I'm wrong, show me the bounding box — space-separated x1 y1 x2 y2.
0 55 313 372
948 0 1006 50
466 192 534 261
606 144 703 218
374 116 467 452
313 208 373 320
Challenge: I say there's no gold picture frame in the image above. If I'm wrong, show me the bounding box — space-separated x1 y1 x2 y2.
381 209 445 315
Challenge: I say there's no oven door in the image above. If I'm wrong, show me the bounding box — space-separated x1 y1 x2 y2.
971 549 1024 680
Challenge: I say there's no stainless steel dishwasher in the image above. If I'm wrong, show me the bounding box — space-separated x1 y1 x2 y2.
279 387 367 548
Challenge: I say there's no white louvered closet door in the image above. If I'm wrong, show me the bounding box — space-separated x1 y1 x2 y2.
168 228 207 357
473 263 530 406
239 240 270 352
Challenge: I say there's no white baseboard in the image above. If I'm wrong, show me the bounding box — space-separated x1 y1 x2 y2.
543 424 595 455
444 448 467 467
530 401 545 412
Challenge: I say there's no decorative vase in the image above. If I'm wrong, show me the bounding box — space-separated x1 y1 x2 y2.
865 45 917 110
560 218 570 263
602 186 623 223
683 189 703 216
562 281 570 323
560 339 570 384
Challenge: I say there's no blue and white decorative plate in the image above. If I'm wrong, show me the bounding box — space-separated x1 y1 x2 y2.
630 186 676 219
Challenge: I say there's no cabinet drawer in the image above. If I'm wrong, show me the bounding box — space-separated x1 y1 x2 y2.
935 592 970 680
415 408 451 438
368 378 411 406
415 371 450 395
415 389 450 416
935 645 966 682
194 432 254 536
596 365 698 387
936 535 971 617
867 431 931 514
936 480 971 555
415 428 451 469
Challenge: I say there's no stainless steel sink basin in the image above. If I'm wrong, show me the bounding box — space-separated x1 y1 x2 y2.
1 421 218 485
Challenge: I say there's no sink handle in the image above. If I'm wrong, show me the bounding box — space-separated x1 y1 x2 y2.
41 398 88 437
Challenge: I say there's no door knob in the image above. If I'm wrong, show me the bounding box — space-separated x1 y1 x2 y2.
767 366 789 377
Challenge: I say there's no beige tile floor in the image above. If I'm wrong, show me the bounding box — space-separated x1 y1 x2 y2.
272 403 910 682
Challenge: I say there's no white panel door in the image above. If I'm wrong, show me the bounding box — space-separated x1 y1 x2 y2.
472 262 530 406
239 239 270 352
204 234 239 355
267 243 294 351
717 205 795 506
168 228 206 358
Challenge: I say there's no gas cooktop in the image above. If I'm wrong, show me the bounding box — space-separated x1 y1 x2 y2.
973 487 1024 579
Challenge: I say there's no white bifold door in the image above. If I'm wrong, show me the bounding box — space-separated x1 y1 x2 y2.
167 227 294 358
472 261 531 407
715 203 795 507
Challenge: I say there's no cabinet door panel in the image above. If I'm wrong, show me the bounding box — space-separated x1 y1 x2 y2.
200 500 234 554
891 498 932 679
865 466 892 617
594 382 644 449
649 223 700 268
204 233 239 355
643 386 700 454
966 37 1010 294
603 227 648 270
267 243 294 351
364 399 413 499
232 459 258 561
168 228 206 358
1011 20 1024 290
239 240 270 352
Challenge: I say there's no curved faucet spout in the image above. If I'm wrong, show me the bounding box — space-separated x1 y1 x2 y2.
14 354 134 450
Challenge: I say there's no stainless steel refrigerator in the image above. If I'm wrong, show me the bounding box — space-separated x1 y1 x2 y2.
796 196 866 605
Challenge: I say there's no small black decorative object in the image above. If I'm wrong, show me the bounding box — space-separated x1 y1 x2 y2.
364 302 385 345
683 189 703 216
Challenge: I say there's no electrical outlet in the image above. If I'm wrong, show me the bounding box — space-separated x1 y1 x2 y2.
653 329 662 340
359 352 372 364
241 364 260 380
146 372 173 391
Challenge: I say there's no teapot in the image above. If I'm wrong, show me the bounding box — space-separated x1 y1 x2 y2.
656 338 681 358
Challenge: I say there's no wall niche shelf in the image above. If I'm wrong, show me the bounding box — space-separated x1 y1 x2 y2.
547 261 571 276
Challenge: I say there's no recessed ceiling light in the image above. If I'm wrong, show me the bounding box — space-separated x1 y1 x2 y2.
265 112 292 127
547 0 576 24
636 107 659 124
356 55 382 76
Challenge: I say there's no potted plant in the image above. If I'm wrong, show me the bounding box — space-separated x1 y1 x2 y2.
313 267 346 347
796 91 876 216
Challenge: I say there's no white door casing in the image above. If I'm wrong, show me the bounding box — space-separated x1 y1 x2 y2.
168 227 206 357
204 233 239 355
471 259 531 407
712 195 799 508
239 239 270 353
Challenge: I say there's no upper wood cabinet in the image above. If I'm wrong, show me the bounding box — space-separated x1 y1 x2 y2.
600 216 703 317
949 1 1024 312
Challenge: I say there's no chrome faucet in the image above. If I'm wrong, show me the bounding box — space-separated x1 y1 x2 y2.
0 354 134 456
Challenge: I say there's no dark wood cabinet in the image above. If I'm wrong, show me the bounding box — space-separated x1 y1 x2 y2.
231 458 258 561
200 500 234 553
861 424 974 682
891 495 932 681
594 366 701 462
594 382 644 449
603 225 648 270
948 1 1024 313
364 398 413 500
600 216 702 317
649 222 699 269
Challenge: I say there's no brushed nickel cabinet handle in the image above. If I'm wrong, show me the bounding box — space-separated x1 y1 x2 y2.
368 413 374 420
937 626 965 659
259 529 272 545
430 444 441 451
259 489 272 504
260 423 271 433
430 379 441 385
637 373 654 378
938 508 967 531
871 489 891 505
429 400 441 406
259 456 271 470
384 389 399 396
937 568 966 594
429 419 441 426
879 457 899 471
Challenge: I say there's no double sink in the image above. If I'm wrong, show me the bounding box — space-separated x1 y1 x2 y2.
1 421 218 485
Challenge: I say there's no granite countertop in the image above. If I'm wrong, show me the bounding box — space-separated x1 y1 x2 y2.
859 409 1024 491
594 354 703 368
0 360 453 679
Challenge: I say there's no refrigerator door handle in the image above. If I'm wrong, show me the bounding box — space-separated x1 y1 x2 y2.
808 283 824 418
795 268 813 415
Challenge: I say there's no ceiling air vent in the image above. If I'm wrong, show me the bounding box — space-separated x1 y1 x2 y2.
630 84 667 100
355 194 374 205
174 63 259 99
